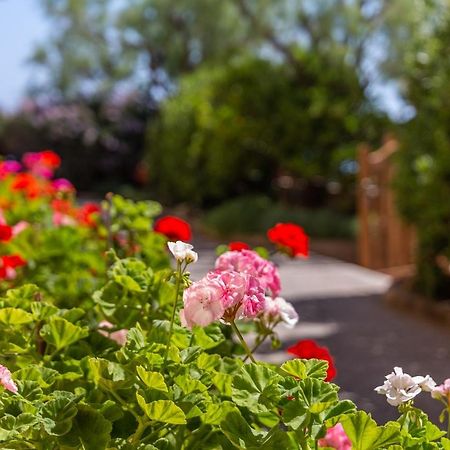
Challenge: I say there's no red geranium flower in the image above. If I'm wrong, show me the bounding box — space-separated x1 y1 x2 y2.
2 255 26 268
39 150 61 168
10 173 45 198
267 222 308 258
77 203 101 227
0 225 13 242
287 339 337 381
154 216 192 241
0 254 27 280
229 241 250 251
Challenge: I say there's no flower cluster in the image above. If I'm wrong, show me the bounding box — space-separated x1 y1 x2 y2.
180 269 265 329
375 367 436 406
267 222 308 257
263 296 298 328
215 249 281 297
23 150 61 179
168 241 198 263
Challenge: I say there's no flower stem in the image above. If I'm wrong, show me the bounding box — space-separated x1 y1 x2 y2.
163 261 182 363
230 320 256 363
130 418 150 445
243 335 266 362
447 407 450 438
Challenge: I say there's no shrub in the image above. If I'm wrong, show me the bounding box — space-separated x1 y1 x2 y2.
147 55 385 206
204 195 356 239
395 18 450 299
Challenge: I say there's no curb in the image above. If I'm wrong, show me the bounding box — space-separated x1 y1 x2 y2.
384 280 450 328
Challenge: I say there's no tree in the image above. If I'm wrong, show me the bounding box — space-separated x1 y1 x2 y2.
393 3 450 299
147 55 385 206
32 0 415 102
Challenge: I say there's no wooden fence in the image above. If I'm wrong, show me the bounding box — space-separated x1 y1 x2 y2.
357 137 416 273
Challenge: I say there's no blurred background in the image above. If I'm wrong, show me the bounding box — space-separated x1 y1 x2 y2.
1 0 450 299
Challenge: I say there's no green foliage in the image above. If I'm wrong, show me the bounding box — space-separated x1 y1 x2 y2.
0 167 446 447
148 56 384 205
394 8 450 298
204 195 356 239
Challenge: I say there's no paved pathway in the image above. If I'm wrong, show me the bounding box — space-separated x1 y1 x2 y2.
190 240 450 425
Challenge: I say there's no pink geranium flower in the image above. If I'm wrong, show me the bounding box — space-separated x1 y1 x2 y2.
432 378 450 402
180 278 225 328
0 364 18 394
0 160 21 179
52 178 75 193
12 221 29 236
215 249 281 297
180 269 265 329
318 423 351 449
98 321 128 346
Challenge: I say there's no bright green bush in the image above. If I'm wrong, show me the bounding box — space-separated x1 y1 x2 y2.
147 55 385 205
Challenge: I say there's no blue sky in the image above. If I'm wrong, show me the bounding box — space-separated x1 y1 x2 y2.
0 0 48 111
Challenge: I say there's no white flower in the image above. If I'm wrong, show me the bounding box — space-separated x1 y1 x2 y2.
167 241 198 263
414 374 436 392
375 367 435 406
264 296 299 328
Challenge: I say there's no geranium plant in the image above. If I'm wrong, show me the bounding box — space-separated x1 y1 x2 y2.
0 152 448 449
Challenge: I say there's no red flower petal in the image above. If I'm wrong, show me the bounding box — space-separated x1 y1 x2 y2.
0 225 13 242
154 216 192 242
267 223 308 258
229 241 250 251
287 339 337 382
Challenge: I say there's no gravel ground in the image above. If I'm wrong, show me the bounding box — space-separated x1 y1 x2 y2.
190 240 450 426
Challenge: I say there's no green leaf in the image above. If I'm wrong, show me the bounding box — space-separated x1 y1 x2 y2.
324 400 357 423
340 411 401 450
59 404 112 450
280 358 328 381
0 415 18 440
136 395 186 425
40 317 89 351
88 358 133 393
193 323 225 349
14 366 59 388
282 400 309 430
297 378 338 413
0 307 34 325
3 284 39 307
31 302 58 320
201 401 237 425
220 410 260 448
137 366 168 392
175 375 208 394
42 394 78 436
212 371 233 396
232 364 281 413
197 353 220 370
